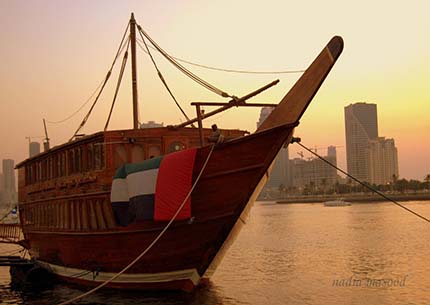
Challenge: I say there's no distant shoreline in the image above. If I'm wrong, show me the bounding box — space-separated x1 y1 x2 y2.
274 192 430 204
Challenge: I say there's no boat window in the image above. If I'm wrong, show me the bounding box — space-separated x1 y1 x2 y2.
60 152 66 176
87 144 94 171
33 163 37 183
75 147 82 173
25 165 31 185
38 162 42 182
53 155 58 178
47 159 51 180
148 145 161 158
114 145 127 168
68 150 75 174
167 141 185 153
94 143 105 170
58 152 65 177
31 163 36 183
131 145 145 163
43 159 48 181
82 145 88 171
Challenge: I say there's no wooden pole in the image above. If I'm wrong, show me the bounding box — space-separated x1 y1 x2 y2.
130 13 139 129
173 79 279 129
196 105 204 146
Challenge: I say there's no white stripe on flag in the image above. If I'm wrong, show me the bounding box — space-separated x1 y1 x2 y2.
127 168 159 198
111 179 128 202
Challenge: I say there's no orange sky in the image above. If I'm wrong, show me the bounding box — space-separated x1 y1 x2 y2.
0 0 429 180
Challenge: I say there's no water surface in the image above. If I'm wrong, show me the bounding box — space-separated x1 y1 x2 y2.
1 201 429 304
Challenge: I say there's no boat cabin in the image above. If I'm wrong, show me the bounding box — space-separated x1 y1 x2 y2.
16 127 247 232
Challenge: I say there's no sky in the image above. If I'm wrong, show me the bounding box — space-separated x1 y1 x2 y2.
0 0 429 180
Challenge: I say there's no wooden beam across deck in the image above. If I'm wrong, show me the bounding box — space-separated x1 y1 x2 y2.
173 79 279 129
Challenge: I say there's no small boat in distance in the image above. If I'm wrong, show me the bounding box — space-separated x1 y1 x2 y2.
11 13 343 291
324 199 352 207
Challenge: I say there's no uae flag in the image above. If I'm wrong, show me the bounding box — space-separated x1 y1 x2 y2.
110 148 197 226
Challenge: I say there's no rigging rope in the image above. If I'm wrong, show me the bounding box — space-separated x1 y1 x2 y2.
137 38 305 75
294 140 430 223
58 144 216 305
136 37 194 125
45 79 105 124
0 207 15 223
48 23 130 126
70 22 130 140
136 24 234 99
104 37 131 131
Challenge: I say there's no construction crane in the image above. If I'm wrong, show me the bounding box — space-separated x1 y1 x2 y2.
43 118 50 151
311 145 344 153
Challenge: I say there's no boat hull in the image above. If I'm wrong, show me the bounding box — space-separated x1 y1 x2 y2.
22 124 296 290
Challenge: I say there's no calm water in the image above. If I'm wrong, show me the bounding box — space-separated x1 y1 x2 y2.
1 201 429 304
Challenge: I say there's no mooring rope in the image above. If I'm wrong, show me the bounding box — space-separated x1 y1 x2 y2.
59 144 216 305
294 139 430 223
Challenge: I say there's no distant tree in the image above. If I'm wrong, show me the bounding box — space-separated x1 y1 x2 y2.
394 179 409 193
425 174 430 190
408 180 421 192
320 178 327 194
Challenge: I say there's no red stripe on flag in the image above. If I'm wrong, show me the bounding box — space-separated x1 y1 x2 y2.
154 148 197 221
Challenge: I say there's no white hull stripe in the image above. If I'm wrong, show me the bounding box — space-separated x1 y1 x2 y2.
37 261 200 285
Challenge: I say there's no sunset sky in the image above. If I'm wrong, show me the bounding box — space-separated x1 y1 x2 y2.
0 0 428 180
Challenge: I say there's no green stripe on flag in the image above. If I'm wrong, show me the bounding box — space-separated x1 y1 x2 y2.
113 155 164 179
113 165 127 179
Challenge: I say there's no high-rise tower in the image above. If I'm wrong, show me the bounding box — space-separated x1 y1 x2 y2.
257 107 291 188
344 103 378 182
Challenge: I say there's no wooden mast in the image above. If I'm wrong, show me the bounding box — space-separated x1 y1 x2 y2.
130 13 139 129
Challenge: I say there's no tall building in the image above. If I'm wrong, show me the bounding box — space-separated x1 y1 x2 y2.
256 107 274 130
344 103 378 182
2 159 15 193
257 107 291 189
266 147 291 188
344 102 399 185
367 137 399 185
2 159 16 203
29 141 41 158
0 173 4 192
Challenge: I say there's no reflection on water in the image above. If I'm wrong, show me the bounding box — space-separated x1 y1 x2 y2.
1 201 429 304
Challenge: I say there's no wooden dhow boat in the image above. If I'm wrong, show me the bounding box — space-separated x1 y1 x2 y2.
14 14 343 291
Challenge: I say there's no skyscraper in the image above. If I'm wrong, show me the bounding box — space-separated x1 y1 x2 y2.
345 102 399 184
0 173 4 192
256 107 274 130
2 159 15 193
367 137 399 184
29 141 41 158
344 103 378 182
257 107 291 189
2 159 16 203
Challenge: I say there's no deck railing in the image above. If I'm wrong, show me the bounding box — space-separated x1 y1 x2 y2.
0 224 22 244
